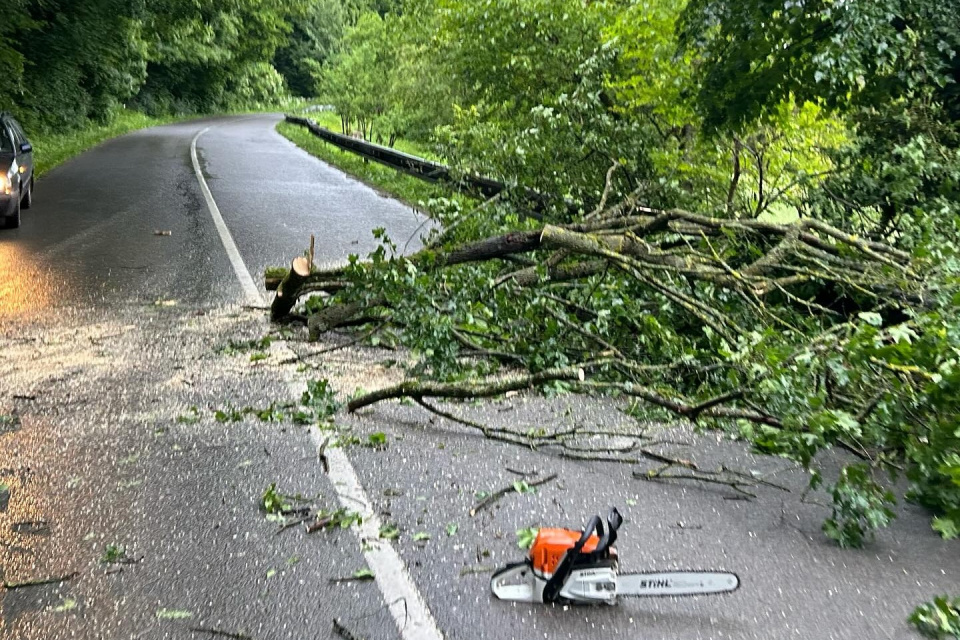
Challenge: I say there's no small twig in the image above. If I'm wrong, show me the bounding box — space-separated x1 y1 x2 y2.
720 466 791 492
306 513 341 533
469 473 558 517
639 471 759 499
11 520 50 535
277 323 387 365
333 618 367 640
585 162 619 220
276 515 311 535
3 572 78 590
639 449 698 469
317 436 330 474
12 394 36 401
855 391 886 424
505 467 537 476
190 627 253 640
684 389 745 419
329 573 376 584
413 397 528 441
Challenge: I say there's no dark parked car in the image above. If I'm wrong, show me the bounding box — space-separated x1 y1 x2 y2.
0 113 35 229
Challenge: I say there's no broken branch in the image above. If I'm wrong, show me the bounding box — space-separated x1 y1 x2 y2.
469 473 558 517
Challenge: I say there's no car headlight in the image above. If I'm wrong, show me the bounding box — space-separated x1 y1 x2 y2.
1 162 15 195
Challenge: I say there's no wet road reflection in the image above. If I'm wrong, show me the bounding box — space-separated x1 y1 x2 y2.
0 240 61 318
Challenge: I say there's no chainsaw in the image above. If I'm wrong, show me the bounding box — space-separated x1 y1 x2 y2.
491 507 739 605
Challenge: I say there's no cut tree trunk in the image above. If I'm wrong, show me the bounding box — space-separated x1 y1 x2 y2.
271 256 312 321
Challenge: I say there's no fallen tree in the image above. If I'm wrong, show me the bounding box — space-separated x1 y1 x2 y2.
266 192 959 548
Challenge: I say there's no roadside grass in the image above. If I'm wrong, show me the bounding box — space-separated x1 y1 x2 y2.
31 109 178 177
276 120 475 213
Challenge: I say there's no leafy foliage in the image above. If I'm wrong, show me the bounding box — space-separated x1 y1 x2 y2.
101 544 129 564
299 378 342 422
910 596 960 639
292 0 960 549
821 465 895 548
314 507 363 529
260 483 291 514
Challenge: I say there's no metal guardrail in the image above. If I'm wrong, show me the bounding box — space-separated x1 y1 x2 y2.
284 115 506 200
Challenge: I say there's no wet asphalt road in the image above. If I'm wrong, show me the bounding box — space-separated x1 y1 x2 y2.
1 114 958 640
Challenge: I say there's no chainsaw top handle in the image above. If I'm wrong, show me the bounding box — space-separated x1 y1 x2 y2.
542 507 623 603
597 507 622 555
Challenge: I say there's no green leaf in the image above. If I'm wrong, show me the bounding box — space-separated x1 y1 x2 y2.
932 517 959 540
445 523 459 536
857 312 883 326
516 527 539 550
101 544 127 564
379 524 400 540
352 568 375 580
512 481 535 494
366 432 387 448
53 598 77 612
156 609 193 619
260 483 291 514
412 532 431 542
175 406 200 424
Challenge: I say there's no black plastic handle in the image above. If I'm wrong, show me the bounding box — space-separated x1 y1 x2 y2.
542 515 604 602
596 507 623 554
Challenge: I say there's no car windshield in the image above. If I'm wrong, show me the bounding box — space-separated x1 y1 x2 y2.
0 127 13 153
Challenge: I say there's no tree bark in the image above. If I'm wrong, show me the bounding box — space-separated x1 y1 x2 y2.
271 257 311 321
308 297 386 340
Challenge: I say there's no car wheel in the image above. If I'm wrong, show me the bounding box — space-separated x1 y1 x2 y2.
5 193 21 229
21 177 32 210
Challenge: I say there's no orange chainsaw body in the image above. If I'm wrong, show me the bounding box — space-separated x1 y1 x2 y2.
529 528 617 575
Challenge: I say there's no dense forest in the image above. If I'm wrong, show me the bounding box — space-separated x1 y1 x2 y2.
0 0 395 132
4 0 960 563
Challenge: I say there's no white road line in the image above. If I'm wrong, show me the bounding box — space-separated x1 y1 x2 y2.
192 121 445 640
190 126 262 306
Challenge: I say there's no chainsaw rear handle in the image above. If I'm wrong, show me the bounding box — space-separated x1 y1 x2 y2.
542 507 623 603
